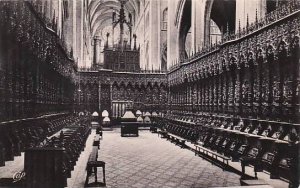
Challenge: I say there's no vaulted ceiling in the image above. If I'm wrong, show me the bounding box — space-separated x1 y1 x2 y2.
87 0 140 42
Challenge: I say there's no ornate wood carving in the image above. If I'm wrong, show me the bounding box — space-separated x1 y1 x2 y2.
168 4 300 124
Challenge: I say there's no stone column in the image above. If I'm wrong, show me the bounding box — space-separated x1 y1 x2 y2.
149 0 160 70
98 81 101 112
72 0 77 60
75 0 83 67
191 0 205 53
167 0 180 69
110 83 112 115
92 36 102 68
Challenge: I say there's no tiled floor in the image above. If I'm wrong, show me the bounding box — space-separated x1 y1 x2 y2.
67 129 241 188
0 128 289 188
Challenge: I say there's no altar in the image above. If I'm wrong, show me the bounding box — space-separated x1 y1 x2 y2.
121 122 139 137
120 109 139 137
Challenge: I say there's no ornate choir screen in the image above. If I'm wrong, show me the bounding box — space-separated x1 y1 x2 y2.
74 71 168 117
100 84 112 115
0 1 76 122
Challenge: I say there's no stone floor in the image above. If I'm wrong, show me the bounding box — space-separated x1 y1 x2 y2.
67 129 241 188
0 128 289 188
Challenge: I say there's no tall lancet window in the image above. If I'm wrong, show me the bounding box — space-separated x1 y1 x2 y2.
210 20 221 45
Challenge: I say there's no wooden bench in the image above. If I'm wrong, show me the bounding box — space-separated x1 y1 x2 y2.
93 135 100 149
240 179 269 186
195 144 230 170
157 130 168 138
168 133 186 148
96 127 103 137
150 126 157 133
85 146 106 186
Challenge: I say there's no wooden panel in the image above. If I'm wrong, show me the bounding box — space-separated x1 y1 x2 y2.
25 148 64 188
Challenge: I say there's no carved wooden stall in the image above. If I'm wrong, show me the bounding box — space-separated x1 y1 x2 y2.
167 2 300 187
25 148 64 188
0 1 76 122
0 2 82 187
25 120 91 188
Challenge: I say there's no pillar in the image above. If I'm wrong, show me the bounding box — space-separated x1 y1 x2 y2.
191 0 205 53
92 36 101 68
149 0 160 70
98 81 101 112
167 0 180 69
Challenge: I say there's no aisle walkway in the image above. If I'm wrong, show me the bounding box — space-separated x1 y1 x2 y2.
67 129 241 188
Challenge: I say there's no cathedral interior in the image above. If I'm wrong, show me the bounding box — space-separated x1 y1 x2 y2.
0 0 299 188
